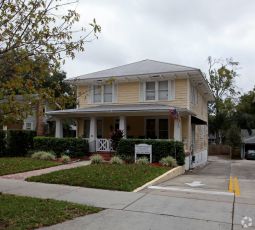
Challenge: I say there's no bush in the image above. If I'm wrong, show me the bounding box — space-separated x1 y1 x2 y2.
31 151 56 161
110 129 123 150
135 157 149 165
159 156 177 167
39 152 56 161
31 151 45 159
90 154 103 164
34 137 89 158
0 130 6 156
61 155 71 164
116 139 185 165
1 130 36 157
110 156 123 165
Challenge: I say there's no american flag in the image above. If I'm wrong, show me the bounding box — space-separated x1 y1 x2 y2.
169 107 179 120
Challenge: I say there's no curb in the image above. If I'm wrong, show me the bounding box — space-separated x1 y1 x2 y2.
133 165 185 192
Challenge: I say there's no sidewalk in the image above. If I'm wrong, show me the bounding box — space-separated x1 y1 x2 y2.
0 178 144 209
0 160 91 180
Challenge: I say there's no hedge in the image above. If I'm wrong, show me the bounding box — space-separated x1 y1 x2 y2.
116 139 185 165
0 130 36 157
34 137 89 158
0 130 6 156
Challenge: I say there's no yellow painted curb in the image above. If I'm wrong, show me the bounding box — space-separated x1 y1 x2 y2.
234 177 240 196
133 166 185 192
228 176 233 193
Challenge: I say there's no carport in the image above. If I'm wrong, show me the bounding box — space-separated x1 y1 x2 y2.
241 136 255 159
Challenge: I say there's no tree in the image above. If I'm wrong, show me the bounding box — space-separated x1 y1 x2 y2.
207 57 240 143
0 0 101 62
235 87 255 134
0 0 101 125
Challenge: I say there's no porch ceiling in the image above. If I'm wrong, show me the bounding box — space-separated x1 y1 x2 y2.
46 103 196 118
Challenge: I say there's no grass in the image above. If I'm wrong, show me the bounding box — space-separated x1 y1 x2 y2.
27 164 169 191
0 193 101 230
0 157 61 176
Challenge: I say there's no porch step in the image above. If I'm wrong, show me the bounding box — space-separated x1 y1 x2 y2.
91 152 113 161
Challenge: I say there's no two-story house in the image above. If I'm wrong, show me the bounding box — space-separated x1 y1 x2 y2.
47 60 214 167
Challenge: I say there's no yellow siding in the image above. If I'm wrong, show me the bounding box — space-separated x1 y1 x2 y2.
77 119 84 137
102 117 115 138
117 82 140 103
190 88 208 122
77 85 90 108
126 116 145 138
168 79 188 108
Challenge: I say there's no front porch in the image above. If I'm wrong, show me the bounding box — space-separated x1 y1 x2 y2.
48 104 196 153
55 114 188 152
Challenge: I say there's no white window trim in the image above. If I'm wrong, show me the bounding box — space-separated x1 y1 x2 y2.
143 80 175 102
92 84 115 104
24 122 33 130
144 117 170 139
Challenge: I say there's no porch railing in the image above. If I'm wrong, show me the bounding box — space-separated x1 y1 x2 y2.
96 138 113 152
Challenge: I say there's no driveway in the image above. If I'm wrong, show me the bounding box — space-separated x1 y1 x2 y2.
1 156 255 230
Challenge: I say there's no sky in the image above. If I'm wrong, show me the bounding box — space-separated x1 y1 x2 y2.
63 0 255 93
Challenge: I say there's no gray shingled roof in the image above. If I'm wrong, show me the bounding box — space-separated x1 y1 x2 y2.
47 103 195 116
70 59 199 81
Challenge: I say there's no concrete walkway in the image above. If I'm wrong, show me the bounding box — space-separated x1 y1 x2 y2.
1 157 255 229
0 160 90 180
0 178 234 229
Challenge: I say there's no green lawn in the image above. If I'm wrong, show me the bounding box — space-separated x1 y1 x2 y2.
27 164 169 191
0 157 61 176
0 193 101 230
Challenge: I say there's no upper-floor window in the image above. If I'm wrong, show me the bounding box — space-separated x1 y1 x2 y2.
145 80 168 101
93 85 113 103
146 82 156 100
190 84 198 104
158 81 168 100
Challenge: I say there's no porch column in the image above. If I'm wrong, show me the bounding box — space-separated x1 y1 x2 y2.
89 117 97 152
55 118 63 138
174 119 182 141
119 116 127 138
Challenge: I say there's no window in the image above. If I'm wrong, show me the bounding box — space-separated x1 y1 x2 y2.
145 118 169 139
146 82 156 100
83 120 90 138
25 122 32 130
93 85 113 103
146 119 156 138
104 85 112 102
158 81 168 100
94 85 101 103
191 85 198 104
159 119 168 139
145 81 169 101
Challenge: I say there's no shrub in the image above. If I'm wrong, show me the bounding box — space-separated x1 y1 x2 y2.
39 152 56 161
61 155 71 164
116 139 185 165
0 130 6 156
5 130 36 157
135 157 149 165
31 151 56 160
159 156 177 167
110 156 123 165
31 151 45 159
90 154 103 164
110 129 123 150
33 137 89 158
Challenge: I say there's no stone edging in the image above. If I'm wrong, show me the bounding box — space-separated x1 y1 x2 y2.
133 165 185 192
